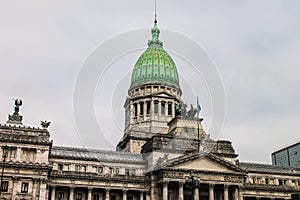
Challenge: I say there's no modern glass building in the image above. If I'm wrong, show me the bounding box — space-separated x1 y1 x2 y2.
272 141 300 167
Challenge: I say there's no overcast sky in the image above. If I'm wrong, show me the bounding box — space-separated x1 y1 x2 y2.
1 1 299 164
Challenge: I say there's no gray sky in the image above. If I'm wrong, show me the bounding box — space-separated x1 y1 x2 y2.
1 0 299 164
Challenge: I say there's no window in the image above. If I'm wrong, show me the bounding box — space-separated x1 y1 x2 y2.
154 101 159 114
109 167 114 174
161 102 165 114
116 168 120 175
265 178 269 184
134 103 138 117
125 169 130 176
82 165 86 172
76 193 82 200
93 194 100 200
139 102 144 116
168 103 172 115
279 179 283 185
58 192 65 199
131 169 136 175
146 102 151 115
98 167 103 173
10 149 16 159
75 165 80 172
21 182 29 193
64 164 70 171
0 181 8 192
58 163 63 171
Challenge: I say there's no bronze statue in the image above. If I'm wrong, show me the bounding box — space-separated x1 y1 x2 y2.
13 99 22 115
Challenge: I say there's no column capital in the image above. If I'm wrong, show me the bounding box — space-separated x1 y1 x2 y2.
209 183 215 188
69 186 75 190
88 187 93 191
12 176 20 182
106 188 110 193
51 185 57 189
224 185 229 190
123 190 127 193
179 181 185 187
163 181 169 186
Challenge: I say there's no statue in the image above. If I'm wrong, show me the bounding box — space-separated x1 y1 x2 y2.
13 99 22 115
7 99 23 124
41 120 51 129
187 104 198 118
175 101 187 116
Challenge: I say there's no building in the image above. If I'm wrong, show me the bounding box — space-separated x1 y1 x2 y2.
0 15 300 200
272 141 300 168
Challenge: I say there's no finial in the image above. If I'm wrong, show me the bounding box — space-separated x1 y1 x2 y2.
154 0 157 25
148 0 163 48
7 99 23 125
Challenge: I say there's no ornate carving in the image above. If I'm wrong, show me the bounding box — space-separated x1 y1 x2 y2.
224 176 243 183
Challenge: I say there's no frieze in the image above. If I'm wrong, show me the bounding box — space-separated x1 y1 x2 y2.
224 175 243 183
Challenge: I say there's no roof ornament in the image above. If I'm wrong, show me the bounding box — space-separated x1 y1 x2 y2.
7 99 23 125
41 120 51 129
148 0 163 48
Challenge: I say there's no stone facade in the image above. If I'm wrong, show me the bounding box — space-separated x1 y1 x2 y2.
0 15 299 200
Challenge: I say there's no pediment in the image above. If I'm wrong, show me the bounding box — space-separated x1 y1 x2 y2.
164 153 245 174
154 91 176 98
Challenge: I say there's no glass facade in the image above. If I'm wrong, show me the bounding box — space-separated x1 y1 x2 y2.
272 142 300 167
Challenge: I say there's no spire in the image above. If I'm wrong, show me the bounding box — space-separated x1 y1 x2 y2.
148 0 163 48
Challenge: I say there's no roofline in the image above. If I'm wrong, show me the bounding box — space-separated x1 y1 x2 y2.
272 140 300 155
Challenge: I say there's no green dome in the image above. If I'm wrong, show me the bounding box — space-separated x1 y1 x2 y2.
130 22 180 89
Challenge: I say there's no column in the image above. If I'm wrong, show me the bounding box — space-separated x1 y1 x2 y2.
158 101 161 120
233 187 238 200
39 178 48 200
224 185 229 200
143 101 146 120
87 187 93 200
123 190 127 200
163 181 168 200
146 191 150 200
69 186 74 200
238 186 243 200
194 186 199 200
209 184 215 200
172 102 175 118
140 191 144 200
12 177 19 199
32 179 38 200
178 182 184 200
151 100 154 119
130 103 133 123
51 186 56 200
137 103 140 120
105 189 110 200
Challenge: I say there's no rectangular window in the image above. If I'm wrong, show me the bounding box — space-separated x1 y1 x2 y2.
21 182 29 193
154 101 158 114
75 165 80 172
116 168 120 175
76 193 82 200
161 102 165 115
140 102 144 116
125 169 130 176
64 164 70 171
10 149 16 159
58 163 63 171
146 102 151 115
98 167 103 173
0 181 8 192
131 169 136 175
58 192 65 199
168 103 172 115
82 165 86 172
134 103 138 117
109 167 113 174
93 194 100 200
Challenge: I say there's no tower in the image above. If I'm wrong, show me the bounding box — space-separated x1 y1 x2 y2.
117 17 182 153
